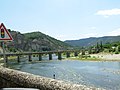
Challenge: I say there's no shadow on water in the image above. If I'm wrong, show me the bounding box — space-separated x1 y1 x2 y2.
7 55 120 90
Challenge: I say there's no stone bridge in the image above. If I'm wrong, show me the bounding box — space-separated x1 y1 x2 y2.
0 50 80 63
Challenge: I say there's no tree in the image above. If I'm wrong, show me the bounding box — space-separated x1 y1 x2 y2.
95 42 99 53
81 47 85 55
100 41 103 49
81 49 85 55
88 47 92 54
118 45 120 52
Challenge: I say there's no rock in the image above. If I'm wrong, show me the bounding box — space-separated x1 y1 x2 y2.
5 31 71 52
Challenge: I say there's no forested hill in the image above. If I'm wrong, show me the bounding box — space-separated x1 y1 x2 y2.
64 36 120 47
6 30 71 52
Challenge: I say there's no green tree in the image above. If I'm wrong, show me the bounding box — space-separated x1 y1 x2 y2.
95 42 99 53
100 41 103 52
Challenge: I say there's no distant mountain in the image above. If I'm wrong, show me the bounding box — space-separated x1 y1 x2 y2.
6 30 71 52
64 36 120 47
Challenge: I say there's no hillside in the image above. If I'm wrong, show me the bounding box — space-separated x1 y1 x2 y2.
65 36 120 47
6 30 71 52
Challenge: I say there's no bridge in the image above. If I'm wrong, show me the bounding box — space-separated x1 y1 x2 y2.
0 50 80 63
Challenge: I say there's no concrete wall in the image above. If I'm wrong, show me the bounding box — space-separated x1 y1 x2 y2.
0 66 104 90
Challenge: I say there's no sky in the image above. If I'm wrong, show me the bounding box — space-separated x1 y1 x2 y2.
1 0 120 41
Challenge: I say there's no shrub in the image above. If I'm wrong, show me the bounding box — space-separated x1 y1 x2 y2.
115 51 119 54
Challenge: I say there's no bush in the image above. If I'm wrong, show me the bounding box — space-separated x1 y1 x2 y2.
115 51 119 54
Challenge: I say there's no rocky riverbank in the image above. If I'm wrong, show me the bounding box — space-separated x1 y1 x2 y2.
67 53 120 61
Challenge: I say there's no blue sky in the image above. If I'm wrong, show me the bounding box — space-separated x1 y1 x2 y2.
1 0 120 41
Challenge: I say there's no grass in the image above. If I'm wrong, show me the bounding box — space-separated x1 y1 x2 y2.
0 56 19 66
65 55 102 61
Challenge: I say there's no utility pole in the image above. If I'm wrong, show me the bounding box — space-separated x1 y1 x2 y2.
2 41 7 67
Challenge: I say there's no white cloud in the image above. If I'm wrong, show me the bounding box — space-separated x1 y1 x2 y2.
96 8 120 17
56 33 99 41
80 33 100 38
55 34 79 41
82 28 120 39
106 28 120 36
56 34 68 41
54 28 120 41
90 26 97 30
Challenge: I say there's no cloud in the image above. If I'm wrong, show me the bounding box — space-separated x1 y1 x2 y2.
55 27 120 41
106 28 120 36
75 32 101 40
96 8 120 17
56 34 78 41
90 26 97 30
56 33 99 41
82 28 120 39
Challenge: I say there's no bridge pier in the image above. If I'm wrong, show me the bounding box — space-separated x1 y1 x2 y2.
33 54 35 57
66 52 70 58
17 55 20 63
36 54 39 57
28 55 32 61
39 54 42 61
5 56 8 63
49 53 52 60
58 52 62 60
74 52 78 57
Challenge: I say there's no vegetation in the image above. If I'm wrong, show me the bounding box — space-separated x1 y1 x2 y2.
66 41 120 61
4 30 120 56
71 39 120 55
65 36 120 47
67 55 101 61
5 31 72 52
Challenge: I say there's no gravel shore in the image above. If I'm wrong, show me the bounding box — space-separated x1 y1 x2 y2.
90 53 120 61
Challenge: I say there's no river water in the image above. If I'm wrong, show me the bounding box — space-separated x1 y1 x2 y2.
8 55 120 90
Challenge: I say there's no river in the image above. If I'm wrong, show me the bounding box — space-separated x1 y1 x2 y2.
8 55 120 90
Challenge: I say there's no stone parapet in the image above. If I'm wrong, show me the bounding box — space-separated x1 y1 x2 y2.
0 66 104 90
